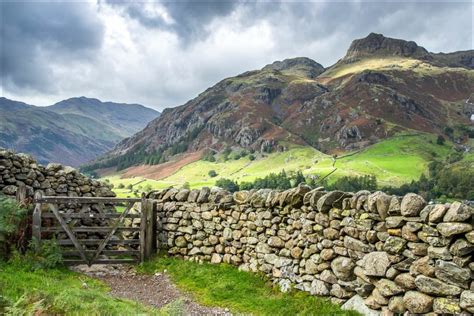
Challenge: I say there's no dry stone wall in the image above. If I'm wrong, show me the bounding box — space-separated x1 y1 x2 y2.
0 149 115 199
150 186 474 315
0 149 116 258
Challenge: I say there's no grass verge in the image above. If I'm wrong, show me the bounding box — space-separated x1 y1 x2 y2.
138 255 359 316
0 260 156 315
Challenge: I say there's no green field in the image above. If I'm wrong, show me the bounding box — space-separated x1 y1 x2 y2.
103 134 452 193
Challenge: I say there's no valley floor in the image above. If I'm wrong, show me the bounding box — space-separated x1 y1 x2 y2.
102 133 454 197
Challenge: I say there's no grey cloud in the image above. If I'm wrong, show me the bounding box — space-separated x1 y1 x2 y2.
1 1 104 92
1 1 472 110
106 0 238 43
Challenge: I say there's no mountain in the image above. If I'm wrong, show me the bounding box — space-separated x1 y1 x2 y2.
88 33 474 172
0 97 159 166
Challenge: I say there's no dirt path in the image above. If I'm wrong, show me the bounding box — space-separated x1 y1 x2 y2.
71 264 231 315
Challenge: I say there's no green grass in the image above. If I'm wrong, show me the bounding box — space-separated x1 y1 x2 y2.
0 261 157 315
138 255 359 316
103 134 452 192
335 133 451 186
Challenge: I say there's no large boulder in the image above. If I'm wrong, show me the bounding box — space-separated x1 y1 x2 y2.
400 193 426 216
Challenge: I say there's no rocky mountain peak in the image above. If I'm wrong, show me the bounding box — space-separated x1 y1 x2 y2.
342 32 430 63
262 57 325 78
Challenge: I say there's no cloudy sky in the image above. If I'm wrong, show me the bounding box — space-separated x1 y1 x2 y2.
1 0 472 110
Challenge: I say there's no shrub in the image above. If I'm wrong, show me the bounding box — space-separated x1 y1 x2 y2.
208 170 218 178
0 195 28 260
328 175 377 192
248 154 256 161
117 183 125 189
9 239 63 270
215 178 239 192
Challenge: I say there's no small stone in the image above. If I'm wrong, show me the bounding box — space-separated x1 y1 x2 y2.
460 290 474 313
428 246 452 260
331 256 355 281
388 296 406 313
317 191 346 212
310 279 330 296
268 236 284 248
403 291 433 314
383 236 407 254
401 193 426 217
394 273 416 290
385 216 405 228
428 204 447 223
290 247 303 259
375 279 404 296
362 252 390 277
433 298 461 314
320 269 338 284
344 236 374 253
211 253 222 264
443 202 471 222
435 260 470 289
450 238 474 256
410 256 435 277
342 295 380 316
415 275 462 296
437 222 472 237
174 236 187 247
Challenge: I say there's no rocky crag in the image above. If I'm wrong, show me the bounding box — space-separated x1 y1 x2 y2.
0 149 115 199
146 186 474 314
93 33 474 171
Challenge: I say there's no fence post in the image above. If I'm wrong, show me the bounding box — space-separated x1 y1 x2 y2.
16 184 27 205
145 200 157 259
32 191 42 244
140 193 147 263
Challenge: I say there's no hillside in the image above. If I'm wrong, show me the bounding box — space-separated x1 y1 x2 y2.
89 33 473 177
0 97 159 166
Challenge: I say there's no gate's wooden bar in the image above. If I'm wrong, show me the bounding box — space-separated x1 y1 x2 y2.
49 204 88 263
35 197 141 204
58 239 140 246
63 250 140 257
41 226 140 233
41 213 141 219
89 202 135 265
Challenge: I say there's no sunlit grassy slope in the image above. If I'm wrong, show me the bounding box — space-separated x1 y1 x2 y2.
103 133 452 193
321 57 473 79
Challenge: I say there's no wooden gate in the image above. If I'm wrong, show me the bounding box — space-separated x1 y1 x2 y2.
32 192 156 266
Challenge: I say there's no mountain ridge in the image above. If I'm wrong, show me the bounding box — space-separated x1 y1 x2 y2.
0 97 160 166
88 33 473 172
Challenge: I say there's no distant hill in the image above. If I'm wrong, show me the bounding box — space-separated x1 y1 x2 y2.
89 33 473 173
0 97 159 166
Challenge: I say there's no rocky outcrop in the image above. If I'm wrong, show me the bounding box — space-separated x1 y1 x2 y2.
148 186 474 314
